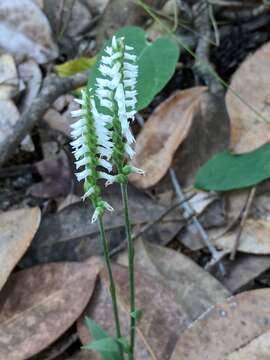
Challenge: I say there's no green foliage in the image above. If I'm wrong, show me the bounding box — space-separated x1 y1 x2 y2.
84 317 122 360
83 337 120 353
195 142 270 191
130 308 143 320
136 37 179 109
85 317 108 340
55 57 96 77
116 337 131 353
88 26 180 111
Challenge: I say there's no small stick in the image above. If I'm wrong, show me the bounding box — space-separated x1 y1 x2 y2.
135 113 226 274
230 186 256 260
169 168 226 275
109 192 197 257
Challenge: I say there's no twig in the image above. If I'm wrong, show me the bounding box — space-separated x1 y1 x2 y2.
193 0 223 94
0 72 88 167
209 3 220 46
132 191 196 241
135 113 225 274
175 0 193 21
230 186 256 260
204 249 231 271
58 0 76 39
222 2 270 21
169 168 226 275
109 191 196 257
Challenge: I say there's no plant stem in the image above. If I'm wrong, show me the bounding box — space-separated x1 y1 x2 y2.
120 183 136 360
97 215 124 360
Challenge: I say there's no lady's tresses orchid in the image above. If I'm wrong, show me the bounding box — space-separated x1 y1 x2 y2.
70 36 143 360
70 87 114 222
95 36 144 182
70 86 125 360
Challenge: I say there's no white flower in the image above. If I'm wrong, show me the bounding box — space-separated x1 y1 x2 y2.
95 36 138 159
70 89 114 212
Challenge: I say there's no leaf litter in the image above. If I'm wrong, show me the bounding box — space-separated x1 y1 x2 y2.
171 289 270 360
130 87 207 188
0 257 102 360
0 207 41 291
77 264 191 360
1 4 270 360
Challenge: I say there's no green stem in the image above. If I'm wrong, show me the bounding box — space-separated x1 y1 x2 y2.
120 183 136 360
97 215 124 360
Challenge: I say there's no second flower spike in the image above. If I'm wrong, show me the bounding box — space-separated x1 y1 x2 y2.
96 36 139 165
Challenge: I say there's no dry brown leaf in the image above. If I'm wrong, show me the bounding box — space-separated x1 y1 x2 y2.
217 254 270 294
43 109 71 137
130 87 207 189
21 187 182 266
155 92 230 189
227 329 270 359
0 207 41 291
77 264 191 360
226 41 270 153
215 218 270 255
29 151 72 198
0 257 102 360
171 289 270 360
118 239 230 320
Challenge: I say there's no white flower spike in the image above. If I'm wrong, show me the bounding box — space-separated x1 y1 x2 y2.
96 37 138 154
95 36 144 182
70 87 114 222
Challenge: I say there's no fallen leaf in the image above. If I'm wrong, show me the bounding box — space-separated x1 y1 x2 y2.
177 197 226 251
153 91 230 191
130 87 207 189
171 289 270 360
21 185 182 266
28 151 72 198
77 264 191 360
195 142 270 191
118 239 230 320
57 193 81 212
43 96 79 137
215 218 270 255
55 57 96 77
226 41 270 153
44 0 92 40
0 257 102 360
0 207 41 291
0 0 58 63
227 329 270 359
0 54 18 100
216 254 270 293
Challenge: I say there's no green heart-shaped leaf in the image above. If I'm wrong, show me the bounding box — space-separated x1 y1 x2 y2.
88 26 180 111
195 142 270 191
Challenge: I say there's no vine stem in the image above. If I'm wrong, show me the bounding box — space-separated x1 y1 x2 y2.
97 215 124 360
120 183 136 360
